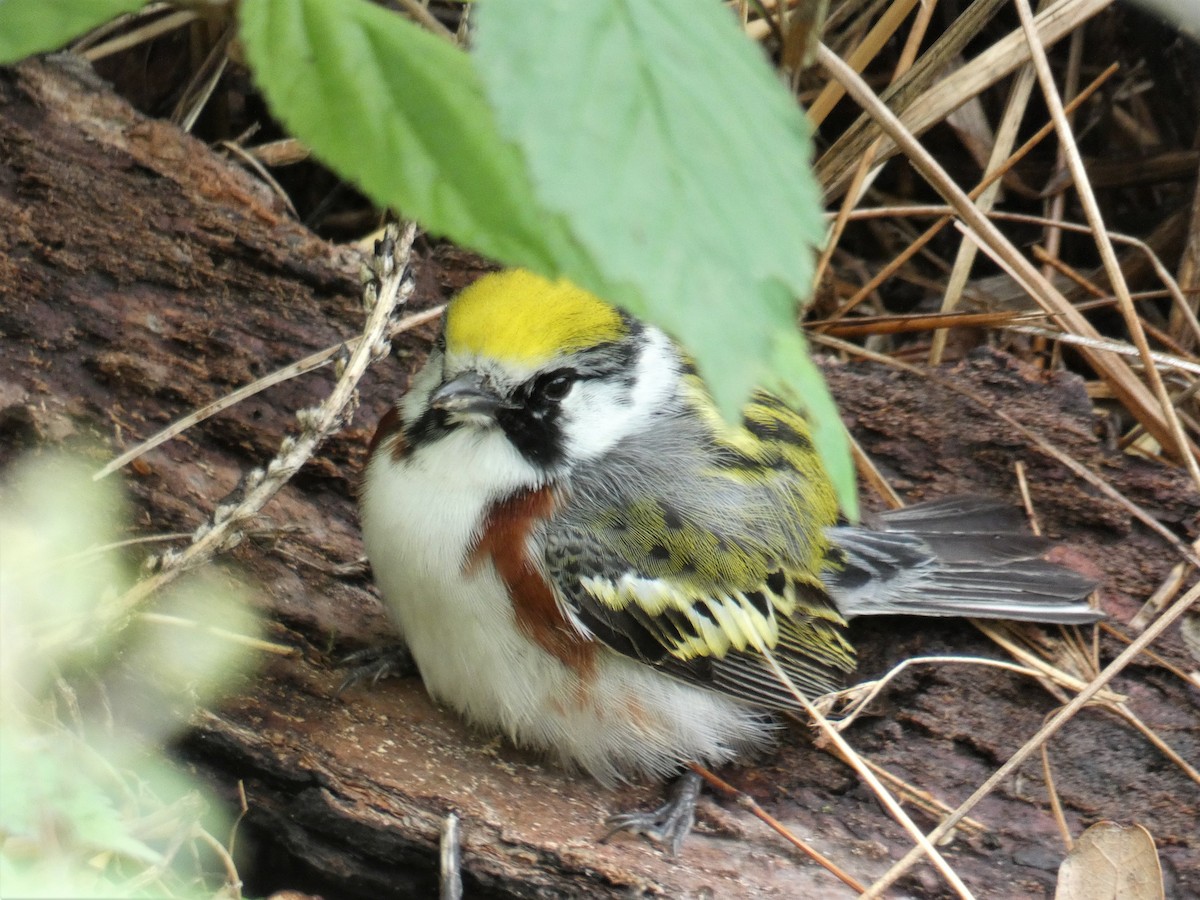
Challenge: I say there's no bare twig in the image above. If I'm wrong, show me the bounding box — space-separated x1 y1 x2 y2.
98 222 417 626
94 305 443 482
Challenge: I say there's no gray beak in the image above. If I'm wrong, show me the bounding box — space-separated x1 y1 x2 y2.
430 372 502 417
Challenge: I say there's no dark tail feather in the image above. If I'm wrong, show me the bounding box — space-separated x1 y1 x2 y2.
826 497 1101 625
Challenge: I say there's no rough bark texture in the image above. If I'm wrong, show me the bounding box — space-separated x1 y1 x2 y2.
2 56 1197 899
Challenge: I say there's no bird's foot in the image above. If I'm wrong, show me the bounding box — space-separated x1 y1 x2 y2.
601 770 702 857
334 642 417 696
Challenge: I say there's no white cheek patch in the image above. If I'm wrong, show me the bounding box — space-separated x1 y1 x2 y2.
559 328 679 461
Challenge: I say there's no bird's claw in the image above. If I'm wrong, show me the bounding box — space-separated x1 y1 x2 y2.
601 770 702 857
334 642 416 696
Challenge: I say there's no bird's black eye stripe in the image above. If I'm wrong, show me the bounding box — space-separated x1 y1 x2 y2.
433 332 446 352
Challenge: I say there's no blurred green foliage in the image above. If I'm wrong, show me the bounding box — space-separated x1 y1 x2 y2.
1 455 259 897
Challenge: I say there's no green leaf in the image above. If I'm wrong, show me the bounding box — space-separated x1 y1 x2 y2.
473 0 852 514
0 0 147 63
766 329 857 521
237 0 600 283
236 0 855 516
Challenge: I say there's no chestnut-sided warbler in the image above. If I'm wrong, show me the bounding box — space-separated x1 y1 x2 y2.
359 269 1100 851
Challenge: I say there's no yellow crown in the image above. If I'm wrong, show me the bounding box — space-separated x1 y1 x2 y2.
444 270 628 366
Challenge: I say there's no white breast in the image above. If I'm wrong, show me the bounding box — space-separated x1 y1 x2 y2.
360 423 779 784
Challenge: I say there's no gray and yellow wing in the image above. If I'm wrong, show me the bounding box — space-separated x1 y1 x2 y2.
540 385 857 706
543 497 857 705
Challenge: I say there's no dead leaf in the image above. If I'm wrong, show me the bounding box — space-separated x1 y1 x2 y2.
1056 822 1164 900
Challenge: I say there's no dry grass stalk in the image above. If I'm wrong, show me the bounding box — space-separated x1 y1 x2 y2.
927 57 1038 365
813 333 1199 566
1013 0 1200 487
806 0 921 127
818 42 1190 466
860 581 1200 897
76 8 198 62
813 0 935 290
819 62 1117 323
689 762 869 893
817 0 1115 196
761 649 979 898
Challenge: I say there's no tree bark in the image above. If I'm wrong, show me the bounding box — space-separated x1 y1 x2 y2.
2 56 1197 899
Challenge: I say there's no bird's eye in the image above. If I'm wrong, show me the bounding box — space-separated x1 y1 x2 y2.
535 370 575 402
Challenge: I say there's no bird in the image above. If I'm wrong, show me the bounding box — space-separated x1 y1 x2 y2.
358 268 1101 853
